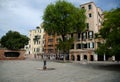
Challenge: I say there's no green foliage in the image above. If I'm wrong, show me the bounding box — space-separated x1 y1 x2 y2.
96 8 120 56
0 30 29 50
43 0 86 56
57 37 74 53
43 0 86 36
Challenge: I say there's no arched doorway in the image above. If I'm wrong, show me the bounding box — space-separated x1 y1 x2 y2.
77 55 80 61
90 55 94 61
71 55 75 61
84 55 87 60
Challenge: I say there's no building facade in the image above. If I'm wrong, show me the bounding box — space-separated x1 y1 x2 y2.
69 2 104 61
44 33 59 60
28 26 45 59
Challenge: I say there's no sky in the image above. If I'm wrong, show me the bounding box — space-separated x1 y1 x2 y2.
0 0 120 38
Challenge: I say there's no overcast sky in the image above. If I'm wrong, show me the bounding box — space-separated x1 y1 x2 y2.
0 0 120 38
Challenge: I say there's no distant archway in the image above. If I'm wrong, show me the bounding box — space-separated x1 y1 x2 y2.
90 55 94 61
84 55 87 60
77 55 80 61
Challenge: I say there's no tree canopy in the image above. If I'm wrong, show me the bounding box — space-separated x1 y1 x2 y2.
43 0 86 61
0 30 29 50
43 0 86 37
96 8 120 57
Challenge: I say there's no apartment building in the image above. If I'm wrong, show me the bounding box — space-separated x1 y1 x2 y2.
69 2 104 61
28 25 45 59
44 34 59 60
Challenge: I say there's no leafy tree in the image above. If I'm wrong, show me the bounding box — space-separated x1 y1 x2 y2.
96 8 120 60
0 30 29 50
43 0 86 61
57 37 74 52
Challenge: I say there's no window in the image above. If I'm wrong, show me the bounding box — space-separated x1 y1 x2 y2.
89 13 92 17
76 44 81 49
48 39 53 42
33 40 38 44
88 31 93 39
37 48 40 52
82 43 87 48
82 32 87 40
48 44 53 47
82 7 85 9
88 4 92 10
34 35 41 39
90 42 94 48
87 43 90 48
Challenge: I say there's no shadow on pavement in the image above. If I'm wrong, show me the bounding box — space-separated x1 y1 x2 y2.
73 62 120 72
92 63 120 72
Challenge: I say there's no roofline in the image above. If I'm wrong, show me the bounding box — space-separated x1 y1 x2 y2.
80 1 103 12
80 2 94 6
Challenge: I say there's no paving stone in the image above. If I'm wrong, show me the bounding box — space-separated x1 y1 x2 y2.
0 60 120 82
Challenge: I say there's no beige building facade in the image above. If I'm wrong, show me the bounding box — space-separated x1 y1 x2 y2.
69 2 104 61
28 25 45 59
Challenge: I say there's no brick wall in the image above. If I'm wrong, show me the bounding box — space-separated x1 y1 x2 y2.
0 49 25 60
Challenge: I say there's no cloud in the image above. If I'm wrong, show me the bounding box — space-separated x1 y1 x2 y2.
0 0 43 37
0 0 119 38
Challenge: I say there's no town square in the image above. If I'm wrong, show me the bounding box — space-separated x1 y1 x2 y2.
0 0 120 82
0 60 120 82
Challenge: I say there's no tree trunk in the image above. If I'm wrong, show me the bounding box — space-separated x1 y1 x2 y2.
61 34 66 62
63 53 66 62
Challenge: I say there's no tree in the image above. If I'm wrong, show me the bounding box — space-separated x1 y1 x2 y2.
96 8 120 60
43 0 86 61
0 30 29 50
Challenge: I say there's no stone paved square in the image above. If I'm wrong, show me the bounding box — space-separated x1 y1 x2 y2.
0 60 120 82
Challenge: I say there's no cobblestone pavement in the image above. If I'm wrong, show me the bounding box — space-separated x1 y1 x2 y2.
0 60 120 82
